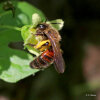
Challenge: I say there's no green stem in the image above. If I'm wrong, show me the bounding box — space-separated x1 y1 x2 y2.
0 25 21 31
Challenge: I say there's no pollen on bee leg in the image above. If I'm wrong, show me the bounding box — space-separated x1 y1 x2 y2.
34 40 51 50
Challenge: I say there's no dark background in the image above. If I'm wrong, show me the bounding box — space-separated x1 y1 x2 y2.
0 0 100 100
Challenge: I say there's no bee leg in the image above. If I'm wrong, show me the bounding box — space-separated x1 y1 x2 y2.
35 40 50 49
35 40 51 51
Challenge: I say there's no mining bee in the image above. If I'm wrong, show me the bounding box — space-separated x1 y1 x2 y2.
28 23 65 73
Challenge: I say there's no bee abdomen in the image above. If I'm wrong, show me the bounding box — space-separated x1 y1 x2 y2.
30 59 40 69
30 49 54 69
30 56 47 69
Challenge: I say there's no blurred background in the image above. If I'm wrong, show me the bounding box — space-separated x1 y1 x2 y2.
0 0 100 100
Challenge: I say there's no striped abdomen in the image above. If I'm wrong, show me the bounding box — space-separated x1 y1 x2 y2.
30 48 54 69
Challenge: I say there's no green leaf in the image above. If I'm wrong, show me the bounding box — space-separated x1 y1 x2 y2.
0 1 45 83
21 25 32 42
0 29 39 83
0 1 45 26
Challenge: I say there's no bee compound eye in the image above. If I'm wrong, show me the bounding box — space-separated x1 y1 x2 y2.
37 24 47 30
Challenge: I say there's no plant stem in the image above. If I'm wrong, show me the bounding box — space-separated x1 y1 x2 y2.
0 25 21 31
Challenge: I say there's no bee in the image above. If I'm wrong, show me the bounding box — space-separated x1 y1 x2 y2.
29 23 65 73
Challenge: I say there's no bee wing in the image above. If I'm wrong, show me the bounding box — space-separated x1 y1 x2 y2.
46 30 65 73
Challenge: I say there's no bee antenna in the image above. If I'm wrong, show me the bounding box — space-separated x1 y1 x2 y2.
51 23 61 24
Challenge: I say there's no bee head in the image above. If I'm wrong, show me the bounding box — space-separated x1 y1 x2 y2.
37 23 48 30
36 23 48 39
